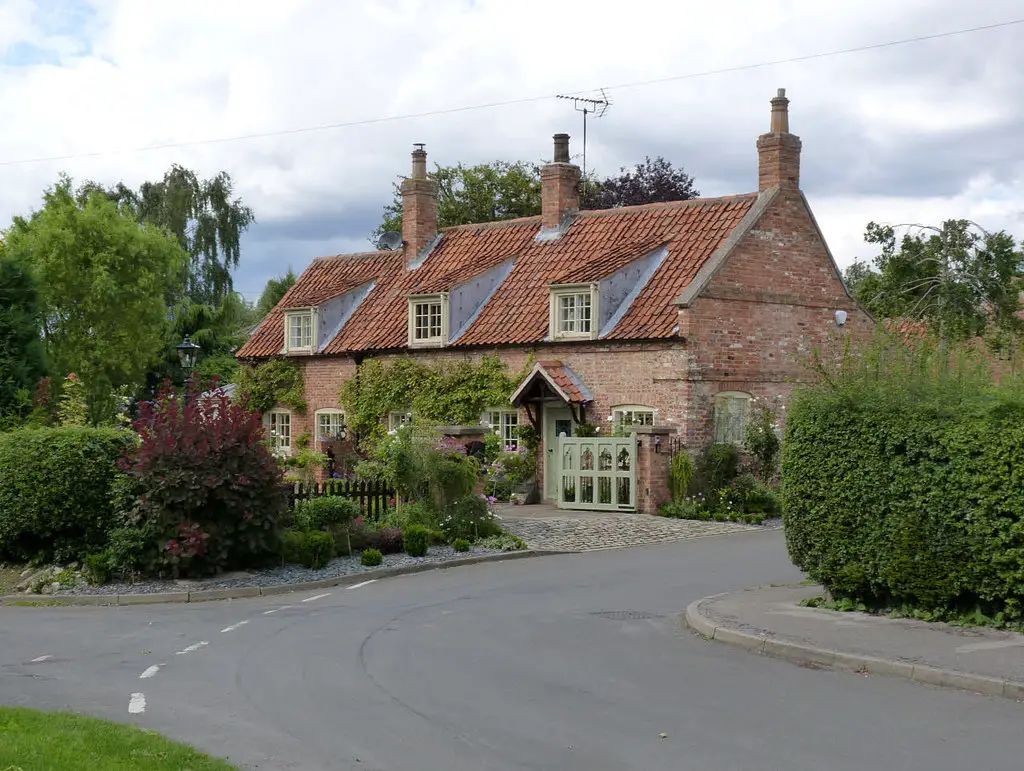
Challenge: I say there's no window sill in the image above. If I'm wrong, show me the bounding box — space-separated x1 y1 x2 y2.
408 338 446 349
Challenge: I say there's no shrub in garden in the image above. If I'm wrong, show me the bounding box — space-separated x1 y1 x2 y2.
475 534 526 552
363 527 404 554
0 427 134 562
116 383 287 577
403 524 430 557
783 336 1024 618
360 548 383 567
668 451 695 501
441 495 502 541
695 442 739 494
743 398 781 481
83 552 112 585
452 538 471 552
279 529 334 569
295 496 360 532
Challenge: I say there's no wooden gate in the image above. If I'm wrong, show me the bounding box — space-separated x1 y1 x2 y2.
556 435 636 511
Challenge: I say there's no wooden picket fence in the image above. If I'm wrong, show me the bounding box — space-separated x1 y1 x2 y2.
284 479 395 520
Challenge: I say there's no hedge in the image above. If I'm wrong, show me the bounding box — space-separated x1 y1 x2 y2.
782 343 1024 618
0 427 134 563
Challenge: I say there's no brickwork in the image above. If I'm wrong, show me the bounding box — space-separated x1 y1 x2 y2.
678 188 871 445
400 146 438 256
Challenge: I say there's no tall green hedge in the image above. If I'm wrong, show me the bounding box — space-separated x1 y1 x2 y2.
0 427 134 562
782 340 1024 618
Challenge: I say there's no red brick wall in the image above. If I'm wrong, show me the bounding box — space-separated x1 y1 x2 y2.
678 189 871 444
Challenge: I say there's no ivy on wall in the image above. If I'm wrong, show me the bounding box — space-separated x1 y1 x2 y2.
235 359 307 415
341 355 530 447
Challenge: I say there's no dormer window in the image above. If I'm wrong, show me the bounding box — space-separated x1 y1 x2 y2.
284 308 316 354
550 284 598 340
408 294 448 347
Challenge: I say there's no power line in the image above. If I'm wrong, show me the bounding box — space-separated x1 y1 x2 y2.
2 17 1021 168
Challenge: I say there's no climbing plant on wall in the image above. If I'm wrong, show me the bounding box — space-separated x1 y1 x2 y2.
340 355 529 448
235 359 307 415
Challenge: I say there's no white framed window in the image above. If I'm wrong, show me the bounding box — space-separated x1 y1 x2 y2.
388 410 413 431
284 309 315 353
263 410 292 456
408 294 449 347
714 391 752 444
483 409 520 449
612 405 655 433
315 409 346 443
550 284 598 340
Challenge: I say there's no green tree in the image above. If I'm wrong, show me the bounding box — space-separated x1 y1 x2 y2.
78 165 254 307
0 253 46 419
372 161 542 243
3 177 188 420
845 220 1024 342
256 268 297 318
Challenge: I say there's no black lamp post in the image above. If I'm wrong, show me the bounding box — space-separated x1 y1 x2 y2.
176 335 202 402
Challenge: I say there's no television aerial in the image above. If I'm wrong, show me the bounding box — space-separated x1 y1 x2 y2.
377 230 404 251
555 89 612 205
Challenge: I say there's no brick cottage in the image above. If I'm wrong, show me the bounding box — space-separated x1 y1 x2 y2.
236 89 869 514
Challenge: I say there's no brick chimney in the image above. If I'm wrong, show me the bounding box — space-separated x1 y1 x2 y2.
401 143 438 256
756 88 802 192
540 133 581 231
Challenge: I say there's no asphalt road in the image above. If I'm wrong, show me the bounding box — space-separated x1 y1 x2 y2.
2 530 1023 770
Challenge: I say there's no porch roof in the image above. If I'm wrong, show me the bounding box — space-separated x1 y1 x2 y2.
509 360 593 407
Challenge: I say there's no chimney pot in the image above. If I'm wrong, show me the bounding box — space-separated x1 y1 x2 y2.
552 133 570 164
411 143 427 179
769 89 790 133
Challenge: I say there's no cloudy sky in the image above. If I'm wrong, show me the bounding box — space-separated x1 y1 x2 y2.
2 0 1023 303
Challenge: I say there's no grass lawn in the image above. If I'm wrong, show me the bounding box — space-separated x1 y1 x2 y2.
0 708 236 770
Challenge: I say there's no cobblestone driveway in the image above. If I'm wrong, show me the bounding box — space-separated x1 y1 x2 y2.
498 506 756 552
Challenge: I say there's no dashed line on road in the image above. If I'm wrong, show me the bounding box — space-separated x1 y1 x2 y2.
140 665 160 679
128 693 146 714
30 655 52 663
175 641 209 655
263 605 291 615
220 620 249 633
302 593 331 603
348 580 377 590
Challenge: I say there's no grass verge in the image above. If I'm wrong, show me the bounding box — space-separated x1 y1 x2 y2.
0 707 236 770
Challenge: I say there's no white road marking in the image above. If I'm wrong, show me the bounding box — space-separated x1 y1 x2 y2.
128 692 146 714
263 605 291 615
348 580 377 590
220 620 249 633
302 593 331 603
140 665 160 679
175 641 209 655
30 655 52 663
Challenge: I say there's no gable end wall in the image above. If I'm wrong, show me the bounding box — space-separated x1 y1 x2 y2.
678 190 871 441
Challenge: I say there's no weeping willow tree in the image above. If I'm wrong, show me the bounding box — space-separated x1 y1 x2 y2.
78 165 255 307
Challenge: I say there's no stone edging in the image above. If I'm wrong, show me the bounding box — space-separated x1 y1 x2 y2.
684 596 1024 702
0 550 559 608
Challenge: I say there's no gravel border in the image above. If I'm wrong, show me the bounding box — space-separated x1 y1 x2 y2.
52 545 508 597
1 549 551 607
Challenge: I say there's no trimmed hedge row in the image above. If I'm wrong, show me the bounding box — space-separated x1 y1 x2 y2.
782 377 1024 617
0 427 134 562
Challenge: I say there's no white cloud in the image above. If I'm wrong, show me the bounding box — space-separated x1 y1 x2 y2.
2 0 1023 295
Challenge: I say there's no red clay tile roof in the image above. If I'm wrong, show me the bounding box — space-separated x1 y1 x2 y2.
236 193 759 358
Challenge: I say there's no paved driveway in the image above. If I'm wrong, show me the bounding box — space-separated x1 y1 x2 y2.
2 531 1023 770
498 504 753 551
